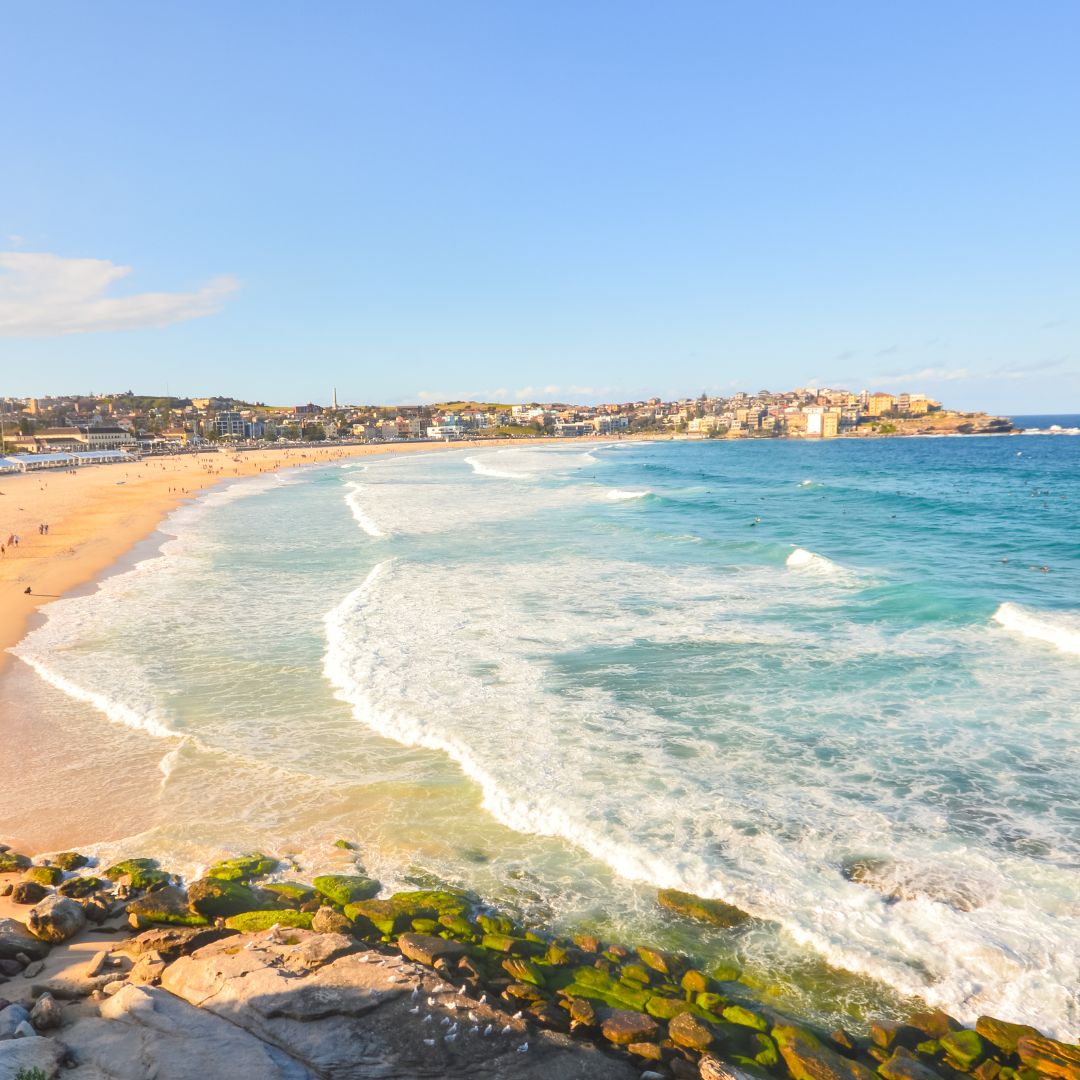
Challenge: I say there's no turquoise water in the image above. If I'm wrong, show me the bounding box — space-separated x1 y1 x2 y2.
8 433 1080 1037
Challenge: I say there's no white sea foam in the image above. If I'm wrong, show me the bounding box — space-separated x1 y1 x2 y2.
18 653 176 739
786 546 843 576
344 480 385 538
993 603 1080 657
464 455 535 480
605 488 651 501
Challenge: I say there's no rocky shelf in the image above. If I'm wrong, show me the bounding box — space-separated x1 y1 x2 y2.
0 845 1076 1080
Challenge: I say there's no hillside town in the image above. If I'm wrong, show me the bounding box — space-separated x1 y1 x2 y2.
0 386 1012 468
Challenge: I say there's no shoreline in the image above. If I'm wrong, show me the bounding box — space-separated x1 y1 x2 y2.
0 438 530 672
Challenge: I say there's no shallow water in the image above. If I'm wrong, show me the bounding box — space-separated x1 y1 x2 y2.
5 433 1080 1037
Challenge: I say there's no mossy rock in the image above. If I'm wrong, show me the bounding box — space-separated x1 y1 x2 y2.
939 1030 986 1070
438 914 477 938
481 933 545 956
682 969 710 994
477 913 515 935
646 995 694 1020
187 876 261 918
127 885 209 928
773 1024 877 1080
621 962 652 985
698 992 729 1013
224 909 314 932
0 851 32 872
503 957 545 986
410 918 440 933
130 868 173 890
260 882 316 907
345 889 468 936
52 852 89 872
312 874 381 906
24 866 63 887
724 1004 769 1031
206 854 278 882
104 857 160 881
753 1033 780 1067
58 876 102 898
333 838 356 850
563 967 651 1012
712 964 742 982
658 888 750 928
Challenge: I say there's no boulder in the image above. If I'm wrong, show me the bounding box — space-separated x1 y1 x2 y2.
57 875 103 898
186 876 260 918
637 947 673 974
976 1017 1041 1056
879 1046 948 1080
29 991 63 1031
52 851 89 871
129 951 168 985
773 1024 878 1080
23 866 63 888
312 874 381 906
204 853 278 882
127 884 206 929
0 1034 65 1079
724 1005 768 1031
1016 1035 1080 1080
0 1002 32 1038
127 923 233 960
11 881 49 905
27 895 86 943
261 882 317 907
668 1010 715 1051
701 1057 767 1080
311 906 352 935
223 910 314 933
0 851 31 873
657 889 750 928
601 1009 660 1045
396 932 466 967
939 1029 987 1070
103 857 160 881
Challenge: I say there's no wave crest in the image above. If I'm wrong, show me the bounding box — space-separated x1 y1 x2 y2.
993 603 1080 657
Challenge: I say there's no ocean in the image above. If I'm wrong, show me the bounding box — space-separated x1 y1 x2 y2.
4 427 1079 1039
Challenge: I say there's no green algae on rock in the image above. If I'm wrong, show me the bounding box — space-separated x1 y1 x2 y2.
344 889 469 936
311 874 380 906
51 851 89 871
205 854 278 882
187 877 262 918
127 885 209 929
657 888 751 928
104 857 160 881
260 881 317 906
0 851 32 873
24 866 64 887
224 910 314 932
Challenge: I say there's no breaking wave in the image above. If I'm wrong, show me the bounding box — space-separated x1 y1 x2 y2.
993 603 1080 657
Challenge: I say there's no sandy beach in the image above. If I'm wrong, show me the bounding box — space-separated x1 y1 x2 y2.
0 440 513 671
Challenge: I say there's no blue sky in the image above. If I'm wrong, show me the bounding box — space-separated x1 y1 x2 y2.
2 1 1077 411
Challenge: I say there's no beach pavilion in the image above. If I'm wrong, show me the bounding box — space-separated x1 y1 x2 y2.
0 449 135 473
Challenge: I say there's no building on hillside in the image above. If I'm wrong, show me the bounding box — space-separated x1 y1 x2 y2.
804 407 840 437
866 393 896 416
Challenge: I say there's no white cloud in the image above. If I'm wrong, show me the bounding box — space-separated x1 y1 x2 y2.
513 385 537 400
0 251 238 337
